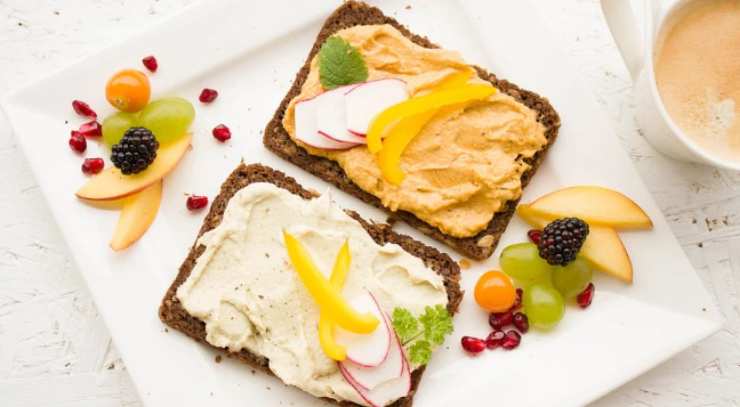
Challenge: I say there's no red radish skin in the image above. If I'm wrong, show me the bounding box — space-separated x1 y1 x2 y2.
335 292 392 368
345 78 408 136
340 336 411 407
340 312 404 391
315 84 366 144
294 95 359 150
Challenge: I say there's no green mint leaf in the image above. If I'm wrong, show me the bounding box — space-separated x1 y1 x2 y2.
408 339 432 365
318 36 368 90
419 305 453 345
392 307 419 344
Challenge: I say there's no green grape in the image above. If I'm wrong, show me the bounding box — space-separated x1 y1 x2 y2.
102 111 138 146
138 97 195 144
523 283 565 330
499 242 553 286
552 256 593 299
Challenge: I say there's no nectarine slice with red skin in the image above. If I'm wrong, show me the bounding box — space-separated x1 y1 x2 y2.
76 133 191 201
517 204 633 284
110 181 162 251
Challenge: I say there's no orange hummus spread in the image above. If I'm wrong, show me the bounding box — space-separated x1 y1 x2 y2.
282 24 547 238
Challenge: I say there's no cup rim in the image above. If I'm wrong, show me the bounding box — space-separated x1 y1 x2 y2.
646 0 740 171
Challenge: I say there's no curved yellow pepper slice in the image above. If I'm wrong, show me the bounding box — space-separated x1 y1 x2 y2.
367 83 496 153
283 232 379 334
318 240 351 361
376 110 438 185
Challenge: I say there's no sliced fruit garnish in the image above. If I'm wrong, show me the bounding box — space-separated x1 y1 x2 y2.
319 240 352 361
366 83 496 153
525 186 653 230
517 204 633 283
110 181 162 251
76 133 191 201
283 231 379 334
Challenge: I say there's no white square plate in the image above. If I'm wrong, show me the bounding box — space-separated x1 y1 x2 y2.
1 0 723 406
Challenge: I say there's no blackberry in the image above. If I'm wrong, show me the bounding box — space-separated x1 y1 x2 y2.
111 127 159 175
537 217 589 266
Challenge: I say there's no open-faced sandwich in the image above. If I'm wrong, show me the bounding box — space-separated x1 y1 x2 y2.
160 164 461 406
264 1 561 259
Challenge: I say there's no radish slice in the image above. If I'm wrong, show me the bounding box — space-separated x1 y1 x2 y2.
340 313 404 390
335 292 391 367
294 96 357 150
345 79 408 136
316 86 366 144
340 338 412 407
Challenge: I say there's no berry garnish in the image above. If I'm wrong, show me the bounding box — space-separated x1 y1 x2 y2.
79 120 102 138
537 217 589 266
212 124 231 142
501 330 521 350
475 270 516 313
512 312 529 333
577 282 595 309
69 130 87 153
486 330 505 349
461 336 486 354
527 229 542 245
187 195 209 211
106 69 151 112
72 100 96 118
488 310 513 330
111 127 159 175
142 55 158 72
81 158 104 175
199 88 218 103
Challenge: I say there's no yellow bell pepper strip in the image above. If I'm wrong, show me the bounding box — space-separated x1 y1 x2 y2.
366 83 496 153
318 240 351 361
376 110 438 185
283 232 379 334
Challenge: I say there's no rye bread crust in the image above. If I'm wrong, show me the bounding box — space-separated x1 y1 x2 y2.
159 163 462 407
263 0 561 260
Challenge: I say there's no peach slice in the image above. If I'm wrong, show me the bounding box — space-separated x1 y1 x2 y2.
518 204 633 283
526 186 652 230
76 133 191 201
110 181 162 251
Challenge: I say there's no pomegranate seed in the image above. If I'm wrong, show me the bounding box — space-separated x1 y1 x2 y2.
72 100 96 118
69 130 87 153
199 88 218 103
512 312 529 333
79 120 102 137
212 124 231 142
81 158 104 175
461 336 486 354
510 288 523 311
187 195 209 211
489 310 513 330
142 55 158 72
486 330 505 349
577 282 595 309
501 330 521 350
527 229 542 245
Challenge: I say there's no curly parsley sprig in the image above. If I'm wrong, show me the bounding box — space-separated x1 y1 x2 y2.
391 305 453 365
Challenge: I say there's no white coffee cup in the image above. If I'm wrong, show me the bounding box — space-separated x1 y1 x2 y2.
601 0 740 171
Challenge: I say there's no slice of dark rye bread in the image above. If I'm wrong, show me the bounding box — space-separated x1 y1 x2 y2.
263 0 561 260
159 163 462 407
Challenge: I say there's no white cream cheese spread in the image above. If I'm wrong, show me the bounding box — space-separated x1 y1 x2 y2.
176 183 448 405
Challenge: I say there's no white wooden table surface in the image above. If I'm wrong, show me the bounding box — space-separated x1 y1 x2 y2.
1 1 738 406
